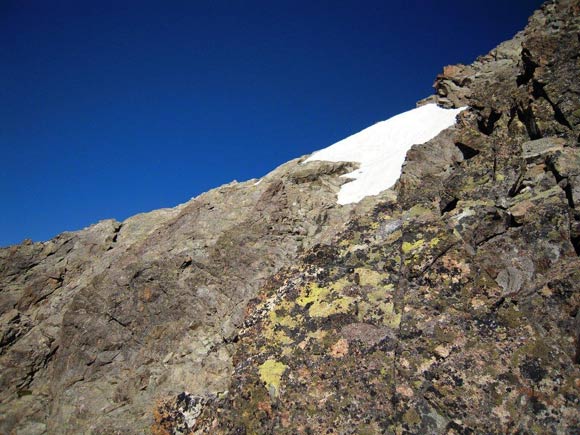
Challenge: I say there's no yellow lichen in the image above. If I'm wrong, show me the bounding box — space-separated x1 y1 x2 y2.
367 284 394 303
262 326 293 345
332 276 351 290
269 309 299 328
297 283 354 318
309 296 354 317
429 237 441 247
385 229 403 245
357 296 400 328
258 359 287 397
381 302 402 328
402 239 424 254
296 283 330 307
274 330 294 345
307 329 328 340
262 311 296 344
407 204 433 217
355 268 384 286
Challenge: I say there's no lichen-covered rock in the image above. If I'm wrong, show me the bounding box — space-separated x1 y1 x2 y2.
0 157 371 434
186 1 580 433
2 1 580 434
191 196 579 433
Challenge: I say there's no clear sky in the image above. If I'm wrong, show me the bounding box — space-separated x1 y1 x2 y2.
1 0 543 247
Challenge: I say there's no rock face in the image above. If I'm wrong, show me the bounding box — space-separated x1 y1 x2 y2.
187 1 580 434
1 1 580 434
0 158 377 434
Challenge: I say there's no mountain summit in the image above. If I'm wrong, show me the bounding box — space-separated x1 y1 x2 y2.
1 1 580 434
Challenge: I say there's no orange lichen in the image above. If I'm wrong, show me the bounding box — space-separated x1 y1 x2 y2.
330 338 349 358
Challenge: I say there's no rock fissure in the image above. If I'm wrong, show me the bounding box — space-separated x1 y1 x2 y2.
517 104 543 140
455 142 480 160
532 80 574 130
477 109 502 136
516 48 538 87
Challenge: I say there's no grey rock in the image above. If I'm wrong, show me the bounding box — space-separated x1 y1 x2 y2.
0 156 368 434
522 137 566 162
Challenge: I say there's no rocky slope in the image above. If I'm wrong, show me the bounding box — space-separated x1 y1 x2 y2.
0 158 381 434
2 1 580 434
166 1 580 433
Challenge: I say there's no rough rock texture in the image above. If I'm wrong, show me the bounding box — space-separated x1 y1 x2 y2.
0 158 377 434
2 1 580 434
185 1 579 434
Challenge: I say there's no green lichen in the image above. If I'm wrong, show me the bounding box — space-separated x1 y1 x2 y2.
309 295 354 317
367 284 394 303
433 325 456 344
429 237 441 247
357 298 401 328
402 239 424 254
547 229 561 241
296 283 329 307
497 303 523 328
407 204 433 217
258 359 287 397
403 408 421 425
510 339 551 367
307 329 327 340
381 302 402 328
461 199 495 207
297 282 355 318
269 309 299 328
355 268 384 286
517 185 561 203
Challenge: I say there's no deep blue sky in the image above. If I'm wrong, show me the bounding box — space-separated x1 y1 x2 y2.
1 0 543 247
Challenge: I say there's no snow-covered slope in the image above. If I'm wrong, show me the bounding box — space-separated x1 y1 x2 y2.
305 103 466 204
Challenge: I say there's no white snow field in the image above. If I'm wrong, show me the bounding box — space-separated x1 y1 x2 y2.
305 103 466 205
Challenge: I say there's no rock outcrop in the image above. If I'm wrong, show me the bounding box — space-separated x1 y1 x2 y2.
1 1 579 434
185 1 580 433
0 158 379 434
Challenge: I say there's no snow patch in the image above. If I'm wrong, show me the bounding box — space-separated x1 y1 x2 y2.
305 104 466 205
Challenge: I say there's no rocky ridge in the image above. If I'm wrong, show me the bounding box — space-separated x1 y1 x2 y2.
166 1 580 433
1 1 580 434
0 157 380 434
